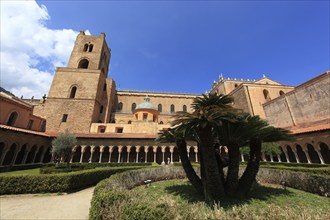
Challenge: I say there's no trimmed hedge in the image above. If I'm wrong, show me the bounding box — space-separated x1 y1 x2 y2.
0 166 146 195
0 163 47 173
90 166 188 220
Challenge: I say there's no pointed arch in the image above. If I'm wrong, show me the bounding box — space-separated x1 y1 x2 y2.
78 59 89 69
7 112 18 126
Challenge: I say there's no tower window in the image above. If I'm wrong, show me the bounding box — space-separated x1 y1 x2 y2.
98 126 106 133
88 44 94 52
69 86 77 98
7 112 18 126
83 44 88 52
115 127 123 133
62 114 68 122
183 105 187 112
143 113 148 121
78 59 89 69
263 89 271 101
170 104 175 113
131 103 136 111
100 105 104 113
158 104 162 112
128 120 132 124
103 83 107 91
117 102 123 112
279 90 285 96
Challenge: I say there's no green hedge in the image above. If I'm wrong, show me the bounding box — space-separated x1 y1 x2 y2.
0 166 146 195
0 163 47 173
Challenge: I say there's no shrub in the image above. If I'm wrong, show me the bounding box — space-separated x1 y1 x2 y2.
0 166 146 195
0 163 46 173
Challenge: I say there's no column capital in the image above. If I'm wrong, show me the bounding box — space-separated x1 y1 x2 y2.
109 145 114 153
153 146 158 153
118 145 123 153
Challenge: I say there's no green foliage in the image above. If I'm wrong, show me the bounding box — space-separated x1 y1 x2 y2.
122 203 172 220
0 166 145 195
52 130 77 166
261 142 282 155
0 163 46 173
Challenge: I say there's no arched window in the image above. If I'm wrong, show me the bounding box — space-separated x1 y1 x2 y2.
183 105 187 112
158 104 162 112
117 102 123 112
100 105 104 113
128 120 132 124
234 84 238 88
78 59 89 69
131 103 136 111
263 89 271 101
7 112 18 126
69 86 77 98
159 121 164 124
83 44 88 52
279 90 285 96
88 44 94 52
170 104 175 113
103 83 107 91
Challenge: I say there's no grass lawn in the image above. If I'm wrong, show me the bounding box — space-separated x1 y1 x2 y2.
0 168 41 176
128 179 330 219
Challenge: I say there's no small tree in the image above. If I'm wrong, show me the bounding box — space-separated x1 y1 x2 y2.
51 130 77 168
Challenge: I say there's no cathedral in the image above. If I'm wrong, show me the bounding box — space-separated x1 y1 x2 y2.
0 32 329 166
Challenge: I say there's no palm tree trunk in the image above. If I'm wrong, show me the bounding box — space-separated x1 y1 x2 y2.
215 145 225 184
176 140 203 195
225 144 240 195
199 127 225 203
238 139 261 196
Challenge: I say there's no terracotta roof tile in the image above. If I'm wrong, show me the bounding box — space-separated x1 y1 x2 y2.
290 123 330 134
0 124 51 137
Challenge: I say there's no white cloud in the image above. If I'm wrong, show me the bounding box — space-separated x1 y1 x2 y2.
0 0 82 98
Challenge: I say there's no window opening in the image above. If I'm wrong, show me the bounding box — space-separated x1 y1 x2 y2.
131 103 136 111
62 114 68 122
69 86 77 98
183 105 187 112
158 104 162 112
7 112 18 126
170 104 175 113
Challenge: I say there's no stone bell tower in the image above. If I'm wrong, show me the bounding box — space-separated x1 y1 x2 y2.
34 31 116 133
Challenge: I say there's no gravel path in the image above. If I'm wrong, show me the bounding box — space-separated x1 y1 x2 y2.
0 187 95 220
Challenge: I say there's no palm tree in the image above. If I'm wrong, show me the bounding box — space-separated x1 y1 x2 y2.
171 93 236 203
157 128 203 195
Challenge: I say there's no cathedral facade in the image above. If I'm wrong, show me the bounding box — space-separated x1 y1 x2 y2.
0 32 329 166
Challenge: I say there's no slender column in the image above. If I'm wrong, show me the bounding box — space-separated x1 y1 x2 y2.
277 154 282 162
293 149 300 163
303 149 311 164
70 150 75 163
144 146 149 163
108 146 113 163
22 150 30 164
126 145 131 163
179 156 181 163
270 153 274 162
51 153 55 162
11 146 21 165
153 146 158 163
241 154 245 162
80 145 86 163
89 145 95 163
136 146 140 163
194 146 198 162
69 155 74 163
0 150 8 165
31 149 39 163
161 146 166 165
118 146 123 163
315 148 325 164
170 146 174 165
187 146 191 159
261 152 266 162
283 149 290 162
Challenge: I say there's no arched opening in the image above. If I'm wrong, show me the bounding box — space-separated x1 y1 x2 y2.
83 44 88 52
159 121 164 124
130 146 137 162
42 146 52 163
131 103 136 111
189 147 195 162
279 90 285 96
92 146 100 162
234 84 238 88
0 142 5 163
156 147 162 164
15 144 27 164
100 105 104 114
69 86 77 98
173 147 179 162
128 120 132 124
35 146 44 163
78 59 89 69
3 144 17 165
158 104 162 112
147 147 154 162
307 144 320 163
117 102 123 112
82 146 91 162
263 89 271 101
73 146 82 162
110 147 119 163
101 146 109 162
319 142 330 164
183 105 187 112
164 147 171 164
26 145 38 163
286 145 296 162
296 145 307 163
121 146 128 163
170 104 175 113
7 112 18 126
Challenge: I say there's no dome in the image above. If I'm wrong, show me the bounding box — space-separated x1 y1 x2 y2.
135 96 157 110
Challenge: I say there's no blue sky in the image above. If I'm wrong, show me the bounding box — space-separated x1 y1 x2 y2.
1 0 329 97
